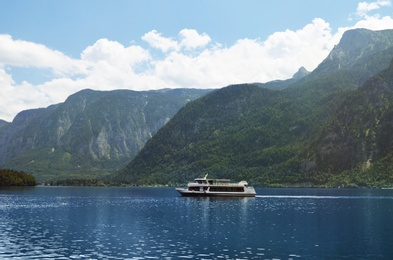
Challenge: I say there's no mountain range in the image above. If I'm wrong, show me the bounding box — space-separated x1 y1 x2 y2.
0 89 210 180
2 28 393 187
116 28 393 187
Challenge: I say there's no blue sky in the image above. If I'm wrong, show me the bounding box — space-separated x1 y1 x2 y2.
1 0 364 57
1 0 393 121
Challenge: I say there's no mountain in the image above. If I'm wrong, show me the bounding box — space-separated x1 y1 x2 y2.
312 28 393 81
117 84 307 185
253 66 310 90
0 120 9 129
0 88 210 181
116 29 393 187
307 58 393 187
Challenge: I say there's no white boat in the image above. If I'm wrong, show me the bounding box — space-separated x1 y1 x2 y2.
176 174 256 197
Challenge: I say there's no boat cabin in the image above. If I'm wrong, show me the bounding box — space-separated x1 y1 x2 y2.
176 173 256 197
195 178 231 185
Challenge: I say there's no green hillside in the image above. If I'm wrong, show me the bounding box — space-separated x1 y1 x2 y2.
116 81 351 186
0 169 36 186
3 28 393 186
116 29 393 187
308 59 393 187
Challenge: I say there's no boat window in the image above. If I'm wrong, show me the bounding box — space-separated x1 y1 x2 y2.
209 187 245 192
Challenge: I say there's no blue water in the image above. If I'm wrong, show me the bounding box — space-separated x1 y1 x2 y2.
1 187 393 259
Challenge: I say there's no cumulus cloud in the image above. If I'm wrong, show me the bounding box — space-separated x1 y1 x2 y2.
356 0 391 18
179 29 211 50
352 14 393 29
0 67 53 121
142 30 178 52
79 39 152 89
81 38 150 67
1 3 393 122
0 67 17 120
337 1 393 43
142 29 211 52
0 34 86 76
150 18 333 88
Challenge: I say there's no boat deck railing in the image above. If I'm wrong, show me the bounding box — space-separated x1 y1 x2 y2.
188 182 245 186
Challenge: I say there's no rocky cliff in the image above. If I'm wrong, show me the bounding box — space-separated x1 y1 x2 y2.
0 88 210 180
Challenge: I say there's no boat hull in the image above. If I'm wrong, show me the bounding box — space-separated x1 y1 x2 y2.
176 188 256 197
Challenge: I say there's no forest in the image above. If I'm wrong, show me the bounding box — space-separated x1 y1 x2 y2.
0 169 37 186
117 31 393 188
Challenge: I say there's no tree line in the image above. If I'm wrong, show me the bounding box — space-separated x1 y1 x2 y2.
0 169 37 186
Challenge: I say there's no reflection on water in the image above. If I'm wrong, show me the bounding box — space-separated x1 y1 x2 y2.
1 187 393 259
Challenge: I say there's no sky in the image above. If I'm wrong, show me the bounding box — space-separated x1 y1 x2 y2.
1 0 393 122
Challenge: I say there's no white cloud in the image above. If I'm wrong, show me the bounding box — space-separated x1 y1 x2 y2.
337 3 393 45
0 34 86 76
142 29 211 52
356 0 391 18
0 67 53 121
142 30 178 52
79 38 152 90
0 67 18 121
179 29 211 50
1 3 393 122
81 38 150 67
352 14 393 30
150 18 333 88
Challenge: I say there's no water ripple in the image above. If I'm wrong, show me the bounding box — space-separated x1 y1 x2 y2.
1 187 393 259
256 195 393 199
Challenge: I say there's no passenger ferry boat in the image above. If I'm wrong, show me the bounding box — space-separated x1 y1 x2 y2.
176 174 256 197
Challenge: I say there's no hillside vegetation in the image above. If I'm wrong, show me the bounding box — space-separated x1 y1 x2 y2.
308 59 393 187
0 169 36 186
0 89 210 181
116 29 393 188
3 29 393 187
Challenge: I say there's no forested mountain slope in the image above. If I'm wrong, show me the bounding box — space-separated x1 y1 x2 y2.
116 29 393 187
0 88 210 180
307 59 393 187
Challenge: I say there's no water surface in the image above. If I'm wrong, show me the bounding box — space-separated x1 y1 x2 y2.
1 186 393 259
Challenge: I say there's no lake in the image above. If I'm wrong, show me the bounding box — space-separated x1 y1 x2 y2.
1 186 393 259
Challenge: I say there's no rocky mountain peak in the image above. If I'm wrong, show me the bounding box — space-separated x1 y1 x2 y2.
312 28 393 81
292 66 310 79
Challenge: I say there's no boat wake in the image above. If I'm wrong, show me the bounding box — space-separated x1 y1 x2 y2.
255 195 393 200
